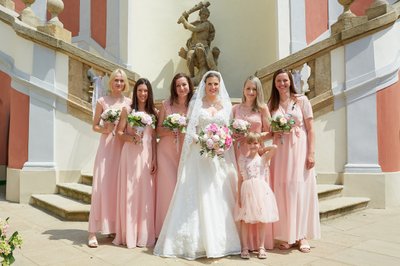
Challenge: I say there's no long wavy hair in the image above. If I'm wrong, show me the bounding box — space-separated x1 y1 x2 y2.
268 69 297 112
241 75 265 112
131 78 157 119
169 73 194 107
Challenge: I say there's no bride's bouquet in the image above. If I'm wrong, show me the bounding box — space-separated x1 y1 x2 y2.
162 113 188 133
229 118 250 135
270 114 295 144
195 123 233 159
127 111 156 143
100 108 121 123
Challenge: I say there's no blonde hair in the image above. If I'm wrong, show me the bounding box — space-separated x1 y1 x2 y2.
242 75 265 112
108 68 129 92
245 132 262 144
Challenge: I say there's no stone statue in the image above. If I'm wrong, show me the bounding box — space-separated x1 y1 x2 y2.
178 1 220 86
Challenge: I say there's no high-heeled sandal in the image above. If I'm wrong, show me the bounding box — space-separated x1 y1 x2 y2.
258 247 267 259
240 249 250 259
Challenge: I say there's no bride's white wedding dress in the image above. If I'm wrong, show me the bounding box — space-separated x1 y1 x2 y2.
154 107 241 260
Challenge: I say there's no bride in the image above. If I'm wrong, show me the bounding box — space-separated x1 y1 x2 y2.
154 71 241 260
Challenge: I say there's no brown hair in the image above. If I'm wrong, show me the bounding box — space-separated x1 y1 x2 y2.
131 78 157 119
170 73 194 107
268 69 297 112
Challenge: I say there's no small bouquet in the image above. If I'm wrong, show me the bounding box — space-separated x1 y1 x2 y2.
100 109 121 123
100 108 121 135
195 123 233 159
0 217 23 265
163 113 188 151
127 111 156 144
162 113 188 133
270 114 295 144
229 118 250 135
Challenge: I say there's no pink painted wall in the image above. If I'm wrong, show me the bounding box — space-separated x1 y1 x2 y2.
13 0 24 13
90 0 107 48
0 72 11 166
52 0 80 37
351 0 374 16
305 0 328 44
8 88 29 169
377 72 400 172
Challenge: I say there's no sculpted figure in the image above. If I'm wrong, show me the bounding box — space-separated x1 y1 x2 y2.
178 1 220 85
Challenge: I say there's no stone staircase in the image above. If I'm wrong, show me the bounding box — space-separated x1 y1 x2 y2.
31 174 370 222
317 184 370 221
30 173 93 221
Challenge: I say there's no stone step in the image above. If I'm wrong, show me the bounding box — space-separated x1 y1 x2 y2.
319 196 370 221
57 183 92 204
31 194 90 221
317 184 343 201
80 173 93 186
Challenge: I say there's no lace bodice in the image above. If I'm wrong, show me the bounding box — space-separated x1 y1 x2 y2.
234 104 262 132
197 107 229 130
239 155 268 181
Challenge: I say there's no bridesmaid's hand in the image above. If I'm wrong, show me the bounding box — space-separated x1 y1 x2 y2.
232 132 244 141
133 129 143 141
306 153 315 169
103 122 115 134
130 134 140 144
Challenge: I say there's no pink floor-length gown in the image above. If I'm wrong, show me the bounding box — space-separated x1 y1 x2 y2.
88 96 131 234
270 95 320 245
155 100 186 237
233 104 275 250
113 120 156 248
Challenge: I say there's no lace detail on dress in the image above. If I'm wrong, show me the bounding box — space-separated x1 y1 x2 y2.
197 108 228 130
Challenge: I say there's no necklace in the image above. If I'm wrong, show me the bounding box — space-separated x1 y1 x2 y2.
205 98 218 107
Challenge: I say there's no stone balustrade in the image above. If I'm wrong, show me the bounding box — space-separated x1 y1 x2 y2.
256 0 395 117
0 2 139 123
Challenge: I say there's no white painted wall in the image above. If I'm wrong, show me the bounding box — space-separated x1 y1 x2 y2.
314 107 347 174
124 0 278 99
55 107 98 173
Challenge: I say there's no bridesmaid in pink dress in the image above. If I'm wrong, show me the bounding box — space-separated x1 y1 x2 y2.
268 69 320 253
155 73 194 237
232 76 274 251
113 78 158 248
88 69 132 247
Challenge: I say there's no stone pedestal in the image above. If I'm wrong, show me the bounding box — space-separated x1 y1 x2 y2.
0 0 15 10
20 9 40 27
37 23 72 43
366 1 390 20
331 16 367 35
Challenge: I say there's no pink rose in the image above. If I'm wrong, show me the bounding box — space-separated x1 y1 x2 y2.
206 138 214 149
225 136 233 148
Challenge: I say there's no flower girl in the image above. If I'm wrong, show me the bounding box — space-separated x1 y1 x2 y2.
235 132 279 259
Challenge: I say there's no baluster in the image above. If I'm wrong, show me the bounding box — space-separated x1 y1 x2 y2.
331 0 367 34
0 0 15 10
37 0 71 42
19 0 40 27
366 0 390 20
